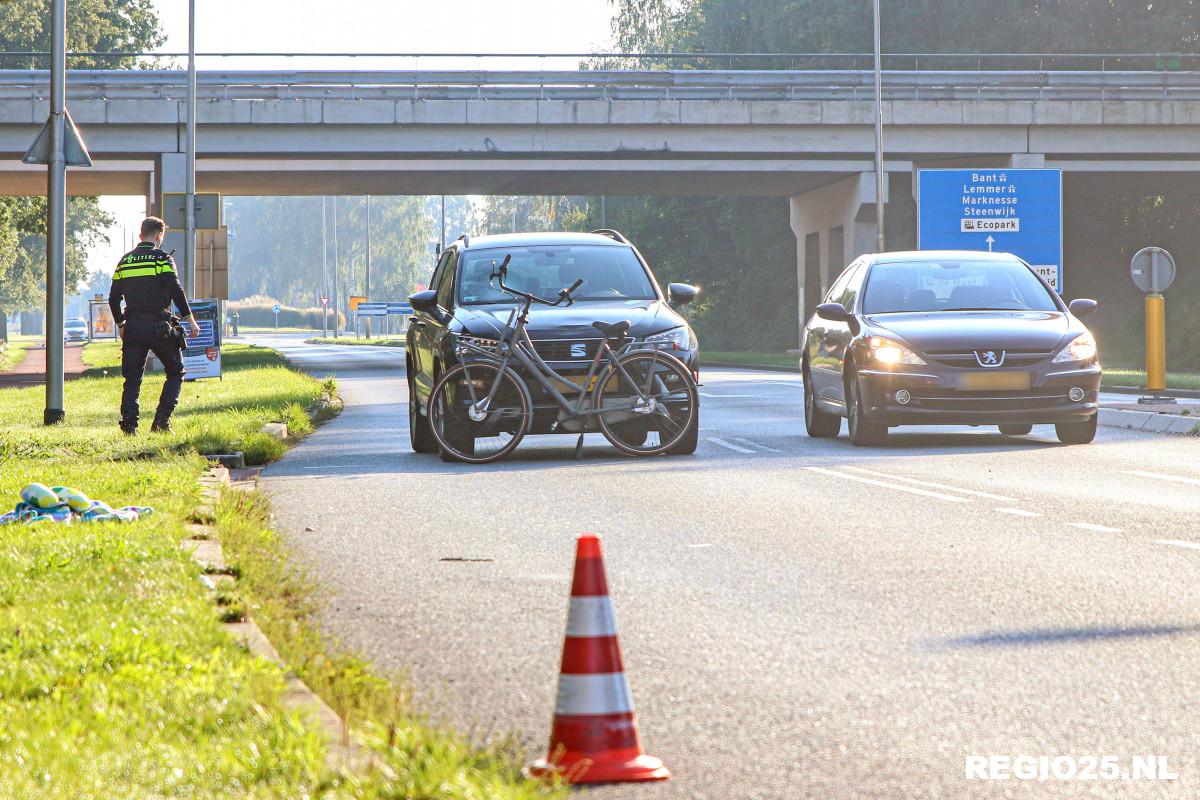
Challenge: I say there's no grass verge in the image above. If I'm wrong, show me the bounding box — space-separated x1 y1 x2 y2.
304 337 405 348
0 334 38 372
704 350 799 369
1100 366 1200 392
0 341 559 798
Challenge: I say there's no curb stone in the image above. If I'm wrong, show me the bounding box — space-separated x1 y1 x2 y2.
183 466 397 782
1097 407 1200 435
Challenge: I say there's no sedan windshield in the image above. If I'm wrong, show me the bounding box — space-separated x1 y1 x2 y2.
458 245 656 305
861 259 1059 314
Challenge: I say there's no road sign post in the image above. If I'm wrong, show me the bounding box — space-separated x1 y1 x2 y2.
1129 246 1177 404
272 302 281 331
918 169 1064 292
320 295 329 338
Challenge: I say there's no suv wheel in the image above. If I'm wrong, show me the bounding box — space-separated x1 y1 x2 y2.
846 369 887 447
803 363 840 438
407 363 437 454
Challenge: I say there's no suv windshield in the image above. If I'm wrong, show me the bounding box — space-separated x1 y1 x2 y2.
458 245 656 305
861 259 1059 314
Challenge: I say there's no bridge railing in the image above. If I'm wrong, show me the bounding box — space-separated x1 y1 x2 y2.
1 51 1199 72
2 68 1199 102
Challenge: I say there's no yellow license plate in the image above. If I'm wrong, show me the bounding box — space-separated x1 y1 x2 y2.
958 371 1031 390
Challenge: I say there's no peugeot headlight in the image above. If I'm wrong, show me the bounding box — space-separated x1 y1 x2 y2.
868 336 926 367
643 326 692 351
456 334 500 355
1052 331 1097 364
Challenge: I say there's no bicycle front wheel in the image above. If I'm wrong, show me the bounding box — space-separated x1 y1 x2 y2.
594 350 698 456
429 361 530 463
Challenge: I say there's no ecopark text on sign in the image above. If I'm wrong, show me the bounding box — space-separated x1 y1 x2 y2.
918 168 1064 292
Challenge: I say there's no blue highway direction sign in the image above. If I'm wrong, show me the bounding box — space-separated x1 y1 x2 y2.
918 169 1064 292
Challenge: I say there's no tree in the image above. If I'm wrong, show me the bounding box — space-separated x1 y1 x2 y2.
0 0 161 340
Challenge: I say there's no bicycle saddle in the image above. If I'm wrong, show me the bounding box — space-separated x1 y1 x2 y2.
592 320 632 339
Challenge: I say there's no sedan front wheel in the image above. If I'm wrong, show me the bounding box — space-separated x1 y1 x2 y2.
847 370 888 447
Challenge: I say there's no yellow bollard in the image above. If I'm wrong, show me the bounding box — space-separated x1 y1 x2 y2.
1145 293 1166 392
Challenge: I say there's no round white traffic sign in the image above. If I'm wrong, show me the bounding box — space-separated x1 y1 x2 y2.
1130 246 1176 294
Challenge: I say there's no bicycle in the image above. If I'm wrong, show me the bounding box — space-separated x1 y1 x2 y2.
427 255 699 463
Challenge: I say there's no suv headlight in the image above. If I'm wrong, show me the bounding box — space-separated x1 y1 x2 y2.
455 334 500 355
867 336 926 366
643 327 692 351
1052 332 1097 364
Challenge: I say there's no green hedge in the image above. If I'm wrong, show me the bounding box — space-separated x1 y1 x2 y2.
229 304 342 329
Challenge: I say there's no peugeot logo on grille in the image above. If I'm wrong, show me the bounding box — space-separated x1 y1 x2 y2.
570 343 588 359
974 350 1005 368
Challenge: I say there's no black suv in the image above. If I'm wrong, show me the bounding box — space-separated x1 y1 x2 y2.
405 230 700 451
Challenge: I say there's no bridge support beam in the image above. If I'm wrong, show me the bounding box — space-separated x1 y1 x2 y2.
789 172 889 340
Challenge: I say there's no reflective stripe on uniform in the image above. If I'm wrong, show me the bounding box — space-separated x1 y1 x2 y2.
156 260 175 274
115 266 159 279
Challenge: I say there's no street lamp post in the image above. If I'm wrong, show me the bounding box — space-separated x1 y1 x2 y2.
184 0 197 296
321 197 328 338
43 0 67 424
332 196 339 339
365 195 372 339
872 0 886 253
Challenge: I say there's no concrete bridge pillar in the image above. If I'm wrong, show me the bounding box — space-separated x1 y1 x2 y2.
154 153 187 257
789 171 889 340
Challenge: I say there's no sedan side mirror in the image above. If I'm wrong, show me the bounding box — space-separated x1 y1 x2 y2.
409 289 439 315
1068 298 1098 318
815 302 851 322
668 282 699 307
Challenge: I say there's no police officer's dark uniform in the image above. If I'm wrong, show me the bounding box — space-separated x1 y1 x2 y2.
108 241 191 434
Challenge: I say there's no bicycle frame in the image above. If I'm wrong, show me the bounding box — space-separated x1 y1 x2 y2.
453 297 667 427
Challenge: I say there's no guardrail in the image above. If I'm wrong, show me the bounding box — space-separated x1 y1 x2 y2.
1 68 1198 102
1 51 1199 72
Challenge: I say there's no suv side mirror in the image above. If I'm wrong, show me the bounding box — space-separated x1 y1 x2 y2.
409 289 438 315
1068 298 1098 318
815 302 851 322
668 282 699 307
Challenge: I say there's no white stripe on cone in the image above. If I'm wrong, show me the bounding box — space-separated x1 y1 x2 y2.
565 596 618 638
555 673 634 716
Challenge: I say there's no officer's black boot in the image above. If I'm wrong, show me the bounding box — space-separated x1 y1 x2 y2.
150 414 173 434
119 419 137 435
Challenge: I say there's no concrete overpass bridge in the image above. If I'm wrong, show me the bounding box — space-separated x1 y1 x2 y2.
3 60 1199 311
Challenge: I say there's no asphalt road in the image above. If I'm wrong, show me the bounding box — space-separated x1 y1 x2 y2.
255 333 1200 799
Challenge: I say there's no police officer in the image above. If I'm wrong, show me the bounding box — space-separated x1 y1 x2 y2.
108 216 200 434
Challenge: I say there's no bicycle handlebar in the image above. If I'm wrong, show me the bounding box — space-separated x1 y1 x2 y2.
490 255 583 308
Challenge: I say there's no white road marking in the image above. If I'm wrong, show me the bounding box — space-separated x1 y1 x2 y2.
688 543 714 548
707 437 755 454
996 508 1041 517
1124 470 1200 487
804 467 970 503
1157 539 1200 552
733 437 782 453
699 392 757 398
841 466 1016 501
1069 522 1122 533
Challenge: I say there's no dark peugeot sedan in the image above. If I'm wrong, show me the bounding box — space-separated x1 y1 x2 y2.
801 251 1101 446
405 230 700 452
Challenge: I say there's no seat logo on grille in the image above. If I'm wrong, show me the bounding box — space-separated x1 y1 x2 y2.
570 343 588 359
974 350 1005 367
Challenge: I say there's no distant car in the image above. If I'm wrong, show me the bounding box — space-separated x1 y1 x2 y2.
405 230 701 453
801 251 1100 446
64 318 88 342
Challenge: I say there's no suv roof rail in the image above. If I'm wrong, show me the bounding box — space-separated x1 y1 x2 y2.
457 233 470 248
590 229 628 244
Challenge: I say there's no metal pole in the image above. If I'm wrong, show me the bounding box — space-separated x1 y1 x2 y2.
872 0 886 253
600 195 607 228
44 0 66 424
365 195 371 339
332 196 339 339
321 196 328 338
439 195 445 250
184 0 197 296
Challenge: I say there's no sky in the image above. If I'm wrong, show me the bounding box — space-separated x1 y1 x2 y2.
89 0 616 275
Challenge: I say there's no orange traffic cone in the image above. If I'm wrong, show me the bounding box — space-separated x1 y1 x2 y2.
527 533 670 784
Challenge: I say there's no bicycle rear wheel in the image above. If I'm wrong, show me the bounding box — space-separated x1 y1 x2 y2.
429 361 530 463
594 350 698 456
